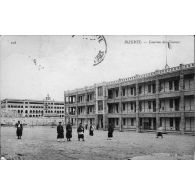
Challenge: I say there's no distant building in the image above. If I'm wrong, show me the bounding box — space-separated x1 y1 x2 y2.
1 94 64 118
64 63 195 134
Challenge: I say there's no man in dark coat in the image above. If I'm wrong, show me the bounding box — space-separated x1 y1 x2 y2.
57 122 64 142
66 122 72 141
89 123 95 136
15 121 23 139
107 123 114 140
77 123 85 141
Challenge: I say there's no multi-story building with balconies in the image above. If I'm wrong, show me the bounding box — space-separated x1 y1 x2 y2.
1 95 65 118
64 63 195 134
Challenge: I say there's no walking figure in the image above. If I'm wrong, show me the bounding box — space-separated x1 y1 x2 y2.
156 126 164 138
107 123 114 140
77 123 85 141
66 122 72 141
89 123 95 136
15 121 23 139
57 122 65 142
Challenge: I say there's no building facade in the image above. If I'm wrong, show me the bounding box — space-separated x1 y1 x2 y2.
1 95 64 118
64 63 195 134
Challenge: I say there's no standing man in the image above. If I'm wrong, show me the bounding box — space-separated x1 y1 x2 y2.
107 123 114 140
15 121 23 139
85 123 88 130
66 122 72 141
57 122 64 142
77 123 85 141
89 123 95 136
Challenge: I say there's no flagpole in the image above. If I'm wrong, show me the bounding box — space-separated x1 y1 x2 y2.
165 35 168 66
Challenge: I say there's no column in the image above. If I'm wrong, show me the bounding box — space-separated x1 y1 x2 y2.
95 86 98 129
103 86 108 131
155 78 160 129
64 93 67 124
136 82 140 132
94 88 98 129
119 84 122 131
180 64 185 134
193 66 195 111
85 92 88 125
76 92 78 129
23 101 25 117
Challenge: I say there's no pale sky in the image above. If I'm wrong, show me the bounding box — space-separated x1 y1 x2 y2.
0 35 194 101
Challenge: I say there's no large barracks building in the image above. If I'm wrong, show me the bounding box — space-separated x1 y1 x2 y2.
1 95 64 118
64 63 195 134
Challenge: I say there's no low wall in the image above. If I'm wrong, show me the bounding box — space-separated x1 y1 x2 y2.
1 117 64 126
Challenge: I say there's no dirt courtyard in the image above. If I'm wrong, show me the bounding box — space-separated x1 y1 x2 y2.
1 126 195 160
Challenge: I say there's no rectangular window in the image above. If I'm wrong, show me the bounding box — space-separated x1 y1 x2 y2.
123 103 126 111
98 101 103 111
139 102 142 112
131 102 134 110
115 89 118 97
152 84 156 93
160 84 162 91
170 118 173 127
116 119 119 126
148 85 151 93
123 118 126 126
148 101 151 109
140 118 142 126
169 81 173 90
175 99 179 111
108 90 113 99
174 80 179 91
170 99 173 108
98 86 103 96
149 118 152 127
139 86 142 94
131 118 134 126
123 88 126 96
153 101 156 112
116 104 119 113
131 88 134 95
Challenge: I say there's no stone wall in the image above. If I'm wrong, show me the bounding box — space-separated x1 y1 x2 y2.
1 117 64 126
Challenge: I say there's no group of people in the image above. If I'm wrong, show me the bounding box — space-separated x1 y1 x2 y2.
15 120 115 141
57 121 73 142
57 122 96 142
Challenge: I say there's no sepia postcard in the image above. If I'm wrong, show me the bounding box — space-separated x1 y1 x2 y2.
0 35 195 160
